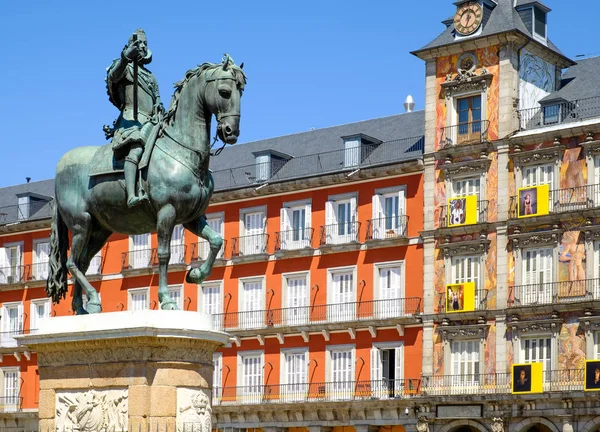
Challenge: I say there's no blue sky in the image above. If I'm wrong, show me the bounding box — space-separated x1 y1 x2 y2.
0 0 597 188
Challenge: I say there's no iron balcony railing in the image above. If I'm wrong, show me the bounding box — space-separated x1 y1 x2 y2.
86 254 103 276
215 378 421 405
121 248 154 271
275 228 314 251
191 239 227 261
439 120 489 149
320 222 361 246
31 261 49 281
0 200 52 226
518 96 600 131
211 297 422 332
0 265 29 285
509 184 600 218
210 136 425 192
0 396 22 413
231 233 269 257
0 327 28 348
439 200 489 228
158 244 187 266
366 216 409 241
509 278 600 307
437 289 489 313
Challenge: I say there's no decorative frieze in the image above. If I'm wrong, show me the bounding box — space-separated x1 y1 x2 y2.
441 71 493 101
491 417 504 432
508 318 562 334
510 146 565 167
439 158 491 177
56 389 128 432
440 324 488 341
509 229 562 248
439 237 490 255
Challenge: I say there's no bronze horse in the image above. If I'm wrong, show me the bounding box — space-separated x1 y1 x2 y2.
46 57 246 314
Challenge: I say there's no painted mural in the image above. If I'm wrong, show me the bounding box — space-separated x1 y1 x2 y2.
485 234 497 310
485 324 496 376
519 48 556 110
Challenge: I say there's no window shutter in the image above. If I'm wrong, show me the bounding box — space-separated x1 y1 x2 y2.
326 201 335 226
15 245 21 269
17 303 24 332
350 196 357 223
398 189 406 215
0 248 7 283
395 345 404 381
280 207 289 233
304 202 312 229
372 194 382 219
370 347 382 382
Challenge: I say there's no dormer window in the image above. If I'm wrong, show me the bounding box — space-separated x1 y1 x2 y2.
534 7 547 40
17 196 29 221
516 2 549 44
15 193 51 222
252 151 292 183
343 134 382 169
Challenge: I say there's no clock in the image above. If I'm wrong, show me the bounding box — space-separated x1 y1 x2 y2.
454 2 483 36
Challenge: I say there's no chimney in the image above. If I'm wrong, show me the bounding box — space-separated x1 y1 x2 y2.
404 95 415 113
26 177 31 183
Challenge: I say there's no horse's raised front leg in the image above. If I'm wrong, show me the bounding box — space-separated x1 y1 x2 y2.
184 216 222 284
66 213 102 314
157 204 178 310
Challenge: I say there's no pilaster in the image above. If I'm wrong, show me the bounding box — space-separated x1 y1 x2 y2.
498 42 520 139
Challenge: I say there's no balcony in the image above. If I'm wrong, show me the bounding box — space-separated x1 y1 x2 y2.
165 244 187 267
211 297 422 334
0 327 26 348
438 200 489 229
509 184 600 220
439 120 489 151
121 248 153 274
0 396 22 413
215 379 421 406
0 200 52 227
509 278 600 308
518 96 600 131
0 265 29 286
231 234 269 262
437 289 490 314
190 239 227 263
365 216 409 246
319 222 361 252
86 254 103 278
422 369 584 397
275 228 314 257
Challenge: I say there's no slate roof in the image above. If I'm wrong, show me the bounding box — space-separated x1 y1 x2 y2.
539 56 600 103
515 0 551 12
413 0 569 63
0 111 425 216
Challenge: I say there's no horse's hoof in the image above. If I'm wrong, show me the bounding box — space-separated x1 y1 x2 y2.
161 301 179 311
186 267 208 284
75 307 89 316
86 302 102 314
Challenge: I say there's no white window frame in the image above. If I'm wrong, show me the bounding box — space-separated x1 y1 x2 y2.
325 193 358 245
238 276 265 329
0 302 23 348
520 246 554 305
32 238 51 281
0 367 20 412
520 335 554 383
200 280 223 330
373 261 405 318
237 350 264 399
280 200 312 250
239 206 267 256
372 186 407 239
30 298 51 334
128 288 150 311
327 266 357 322
449 339 481 392
326 344 355 400
167 285 183 310
280 347 309 402
282 271 310 326
198 212 225 260
371 341 404 398
129 234 151 269
169 224 185 265
87 250 103 276
213 352 223 402
0 242 23 284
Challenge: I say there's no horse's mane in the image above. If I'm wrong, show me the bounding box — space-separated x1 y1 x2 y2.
163 61 246 126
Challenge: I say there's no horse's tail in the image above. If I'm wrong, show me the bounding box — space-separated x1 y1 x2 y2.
45 200 69 304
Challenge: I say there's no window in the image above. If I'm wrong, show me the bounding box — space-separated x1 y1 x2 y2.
457 95 482 144
201 282 223 330
371 344 403 398
213 352 223 402
240 279 264 329
325 196 357 245
453 177 481 200
522 336 552 382
17 196 29 221
87 251 102 275
375 263 405 318
543 104 560 125
344 137 361 168
0 303 23 348
521 247 553 305
282 349 308 401
30 299 50 334
280 202 312 250
451 255 481 309
594 332 600 360
534 7 547 39
128 288 149 311
130 234 150 269
371 189 406 239
1 368 20 412
451 340 480 389
0 243 22 284
198 214 224 260
328 269 355 322
168 285 183 310
283 273 308 325
255 154 270 182
328 346 354 400
239 352 263 398
169 224 185 265
523 164 553 188
240 210 266 255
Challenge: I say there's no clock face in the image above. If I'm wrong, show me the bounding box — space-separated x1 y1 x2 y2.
454 2 483 36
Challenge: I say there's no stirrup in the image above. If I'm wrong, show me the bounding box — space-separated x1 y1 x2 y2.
127 194 149 208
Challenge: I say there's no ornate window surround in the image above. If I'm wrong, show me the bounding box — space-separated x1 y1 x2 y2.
581 135 600 187
440 324 488 369
510 229 561 287
509 144 565 190
508 318 561 367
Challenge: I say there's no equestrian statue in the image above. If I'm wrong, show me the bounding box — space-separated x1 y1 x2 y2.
45 29 246 314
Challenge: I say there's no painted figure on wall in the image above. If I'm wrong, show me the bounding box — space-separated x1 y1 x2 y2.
558 231 586 297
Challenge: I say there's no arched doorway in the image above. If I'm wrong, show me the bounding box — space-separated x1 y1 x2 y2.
450 427 480 432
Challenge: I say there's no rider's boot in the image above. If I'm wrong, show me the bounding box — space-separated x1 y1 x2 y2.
124 155 148 208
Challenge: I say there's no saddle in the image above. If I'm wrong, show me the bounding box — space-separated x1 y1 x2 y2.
88 122 160 178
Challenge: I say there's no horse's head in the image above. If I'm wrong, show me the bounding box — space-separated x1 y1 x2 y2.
203 54 246 144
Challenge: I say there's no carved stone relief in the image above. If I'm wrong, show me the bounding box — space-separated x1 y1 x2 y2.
56 389 128 432
177 388 212 432
416 416 430 432
491 417 504 432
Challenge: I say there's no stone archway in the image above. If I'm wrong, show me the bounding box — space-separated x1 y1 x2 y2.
512 417 560 432
581 417 600 432
437 419 489 432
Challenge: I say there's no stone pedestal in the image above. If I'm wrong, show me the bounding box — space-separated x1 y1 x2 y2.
17 310 229 432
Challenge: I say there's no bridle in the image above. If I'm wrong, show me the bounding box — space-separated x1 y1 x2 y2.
205 72 241 156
